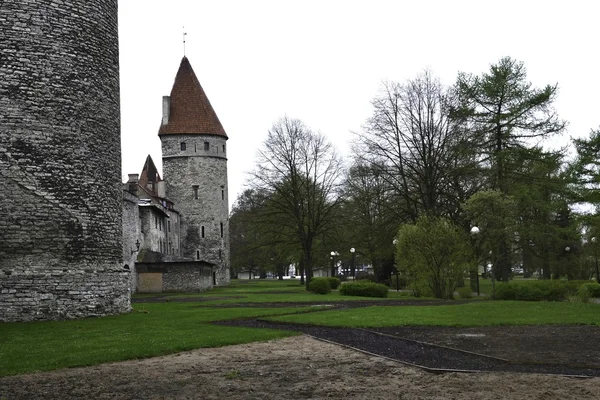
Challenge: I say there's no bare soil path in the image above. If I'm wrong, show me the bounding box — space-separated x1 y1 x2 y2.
4 298 600 398
2 336 600 400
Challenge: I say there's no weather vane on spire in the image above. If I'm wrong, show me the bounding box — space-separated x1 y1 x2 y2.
183 27 187 56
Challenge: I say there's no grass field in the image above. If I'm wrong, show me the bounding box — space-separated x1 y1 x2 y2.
2 278 598 377
265 301 600 327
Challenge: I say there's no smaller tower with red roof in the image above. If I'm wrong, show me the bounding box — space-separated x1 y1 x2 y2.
159 57 230 285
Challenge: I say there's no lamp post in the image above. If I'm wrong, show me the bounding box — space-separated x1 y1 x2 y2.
350 248 356 281
469 226 480 296
392 239 400 291
592 237 599 283
330 251 339 277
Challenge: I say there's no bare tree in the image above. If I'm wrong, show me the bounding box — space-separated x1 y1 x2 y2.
354 70 477 224
251 116 344 289
342 163 397 281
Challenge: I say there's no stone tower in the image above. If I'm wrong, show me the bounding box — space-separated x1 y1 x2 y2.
159 57 230 284
0 0 129 321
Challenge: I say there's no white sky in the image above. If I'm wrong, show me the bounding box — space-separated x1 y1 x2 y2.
118 0 600 210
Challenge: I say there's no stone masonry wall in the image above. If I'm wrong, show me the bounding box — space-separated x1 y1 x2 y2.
136 262 213 293
0 0 129 321
161 135 230 285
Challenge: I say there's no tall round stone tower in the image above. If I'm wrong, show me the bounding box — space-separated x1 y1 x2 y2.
159 57 230 285
0 0 129 321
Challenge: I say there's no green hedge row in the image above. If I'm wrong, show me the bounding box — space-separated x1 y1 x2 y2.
494 280 600 301
339 280 389 298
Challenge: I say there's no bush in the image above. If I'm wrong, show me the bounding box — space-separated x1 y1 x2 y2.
493 280 573 302
308 277 331 294
457 286 473 299
339 280 388 298
410 280 434 298
578 284 591 303
494 283 517 300
581 282 600 298
355 274 378 283
327 277 341 290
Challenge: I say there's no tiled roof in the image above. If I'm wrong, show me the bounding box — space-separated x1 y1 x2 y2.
158 57 227 138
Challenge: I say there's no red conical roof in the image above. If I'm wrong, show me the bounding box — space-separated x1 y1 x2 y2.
158 57 227 138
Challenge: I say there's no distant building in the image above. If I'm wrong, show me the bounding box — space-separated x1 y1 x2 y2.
123 57 230 293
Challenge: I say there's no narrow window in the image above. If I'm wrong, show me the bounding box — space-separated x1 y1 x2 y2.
204 141 209 151
219 249 222 260
194 143 197 152
221 189 224 200
196 250 200 260
154 215 157 229
168 220 171 232
222 144 225 153
193 185 199 200
180 142 186 151
220 222 224 238
201 226 205 238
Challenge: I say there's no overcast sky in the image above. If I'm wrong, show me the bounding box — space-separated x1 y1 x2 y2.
118 0 599 209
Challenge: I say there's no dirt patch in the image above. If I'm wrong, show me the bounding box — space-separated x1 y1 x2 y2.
373 325 600 368
1 336 599 400
221 319 600 377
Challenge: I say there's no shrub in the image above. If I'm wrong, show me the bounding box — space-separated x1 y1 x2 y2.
578 284 591 303
457 286 473 299
494 283 517 300
410 279 434 298
396 216 471 299
494 280 572 302
308 277 331 294
355 274 378 283
340 280 389 298
327 277 341 290
581 282 600 298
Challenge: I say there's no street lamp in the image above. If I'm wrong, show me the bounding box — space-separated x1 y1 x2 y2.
330 251 339 277
592 237 599 283
470 226 480 296
350 248 356 281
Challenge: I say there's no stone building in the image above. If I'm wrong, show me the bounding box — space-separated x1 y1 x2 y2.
123 56 230 292
0 0 130 322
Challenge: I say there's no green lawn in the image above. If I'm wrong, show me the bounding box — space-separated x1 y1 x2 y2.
0 303 312 377
5 278 596 378
265 301 600 328
135 279 417 305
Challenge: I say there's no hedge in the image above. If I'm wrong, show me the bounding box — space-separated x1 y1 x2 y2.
494 280 599 302
309 277 331 294
339 280 388 298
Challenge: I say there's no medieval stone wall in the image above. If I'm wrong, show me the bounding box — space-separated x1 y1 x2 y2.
161 134 230 285
136 262 213 293
0 0 129 321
